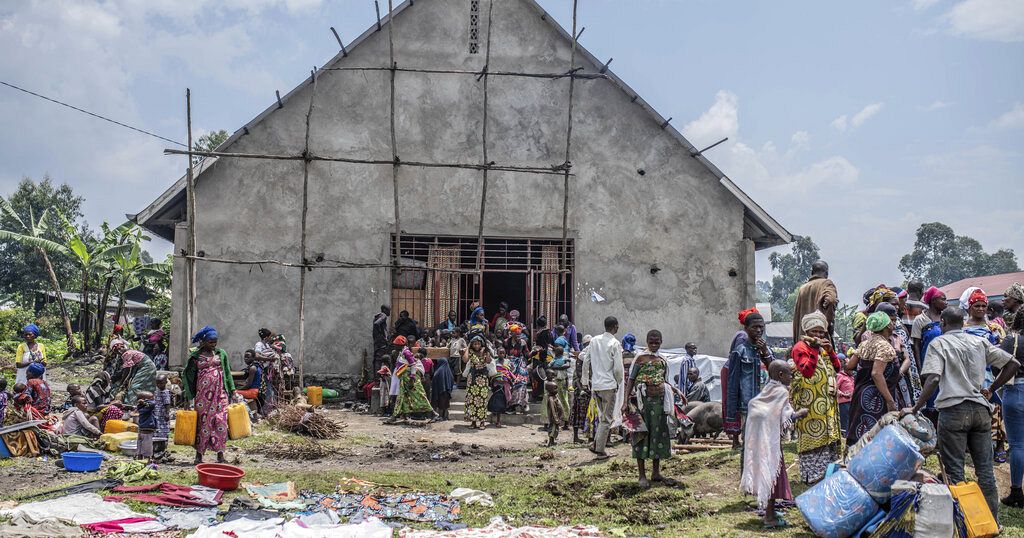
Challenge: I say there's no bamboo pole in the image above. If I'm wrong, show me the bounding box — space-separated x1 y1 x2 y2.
560 0 579 277
387 0 402 274
162 148 569 175
297 70 318 389
321 65 608 80
185 89 196 340
474 0 495 274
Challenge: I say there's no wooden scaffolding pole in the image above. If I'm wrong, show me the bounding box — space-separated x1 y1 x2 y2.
297 69 318 389
560 0 579 277
185 89 197 339
387 0 402 271
475 0 495 273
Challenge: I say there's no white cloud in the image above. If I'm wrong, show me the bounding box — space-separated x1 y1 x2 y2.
790 130 811 149
912 0 942 10
682 90 739 147
921 100 953 111
945 0 1024 42
783 156 860 190
831 102 884 131
987 103 1024 130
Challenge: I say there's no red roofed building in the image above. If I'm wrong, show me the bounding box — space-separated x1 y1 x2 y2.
939 271 1024 305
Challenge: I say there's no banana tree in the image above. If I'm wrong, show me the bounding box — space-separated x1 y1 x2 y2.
0 200 77 349
110 225 167 327
59 212 132 352
93 222 136 348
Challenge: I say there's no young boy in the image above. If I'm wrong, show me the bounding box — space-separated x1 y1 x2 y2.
134 391 157 461
153 375 172 461
548 345 571 430
448 328 468 386
0 377 8 425
59 384 83 412
544 370 564 446
740 360 808 529
61 395 102 438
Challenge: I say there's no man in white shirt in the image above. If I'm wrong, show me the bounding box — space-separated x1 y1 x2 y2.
581 316 624 460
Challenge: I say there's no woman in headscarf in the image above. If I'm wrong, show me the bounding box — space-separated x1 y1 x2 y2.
117 350 157 406
105 337 130 379
143 318 168 371
620 329 672 488
254 328 281 412
725 309 772 448
790 311 843 484
389 346 436 422
964 288 1004 345
15 324 46 386
845 312 907 445
182 326 234 464
469 307 489 333
430 341 456 420
875 302 920 406
462 335 494 429
912 287 947 365
388 336 409 408
505 329 531 414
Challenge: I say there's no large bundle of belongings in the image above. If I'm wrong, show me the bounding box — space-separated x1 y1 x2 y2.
796 411 997 538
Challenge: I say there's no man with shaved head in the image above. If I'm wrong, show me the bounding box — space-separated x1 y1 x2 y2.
792 260 838 343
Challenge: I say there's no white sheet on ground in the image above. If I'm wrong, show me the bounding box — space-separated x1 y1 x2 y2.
449 488 493 507
399 517 604 537
0 493 145 526
186 516 392 538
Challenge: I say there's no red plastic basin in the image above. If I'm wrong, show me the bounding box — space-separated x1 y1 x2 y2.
196 463 245 491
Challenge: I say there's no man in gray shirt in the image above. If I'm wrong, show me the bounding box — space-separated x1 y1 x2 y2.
904 307 1019 522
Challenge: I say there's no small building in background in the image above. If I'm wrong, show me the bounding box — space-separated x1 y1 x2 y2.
939 271 1024 306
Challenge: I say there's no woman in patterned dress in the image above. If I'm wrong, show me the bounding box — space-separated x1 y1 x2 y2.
390 347 436 422
621 329 672 488
790 311 843 484
845 312 907 445
182 326 235 464
462 336 493 430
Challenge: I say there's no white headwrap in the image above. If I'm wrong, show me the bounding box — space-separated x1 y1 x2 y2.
800 310 828 334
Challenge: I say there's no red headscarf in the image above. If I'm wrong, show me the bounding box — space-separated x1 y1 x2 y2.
922 286 942 306
738 307 760 325
392 335 408 346
968 288 988 307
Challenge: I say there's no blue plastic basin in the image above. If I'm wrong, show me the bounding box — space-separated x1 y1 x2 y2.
62 451 103 472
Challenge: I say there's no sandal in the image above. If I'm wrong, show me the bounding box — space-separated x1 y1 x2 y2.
995 450 1008 464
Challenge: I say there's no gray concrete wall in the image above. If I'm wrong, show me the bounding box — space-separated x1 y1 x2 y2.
188 0 753 389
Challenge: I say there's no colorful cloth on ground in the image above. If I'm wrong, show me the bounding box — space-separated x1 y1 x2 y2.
107 483 223 508
741 380 795 509
305 492 461 523
847 332 905 444
397 520 604 537
26 378 50 415
464 351 490 423
393 359 433 417
628 357 671 460
789 342 843 458
192 351 229 453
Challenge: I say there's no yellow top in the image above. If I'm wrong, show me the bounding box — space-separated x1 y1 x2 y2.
15 342 46 364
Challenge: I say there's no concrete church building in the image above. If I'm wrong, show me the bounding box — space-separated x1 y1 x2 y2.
136 0 791 390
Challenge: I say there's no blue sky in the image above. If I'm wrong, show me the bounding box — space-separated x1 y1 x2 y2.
1 0 1021 306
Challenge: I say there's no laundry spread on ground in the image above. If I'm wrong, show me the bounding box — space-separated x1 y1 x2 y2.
301 491 461 524
104 483 222 507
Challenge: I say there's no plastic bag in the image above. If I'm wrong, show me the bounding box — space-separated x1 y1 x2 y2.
847 424 924 503
845 411 900 461
899 412 937 455
797 469 879 538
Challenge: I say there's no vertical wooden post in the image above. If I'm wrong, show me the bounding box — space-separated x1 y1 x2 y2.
387 0 401 272
297 70 318 389
560 0 579 281
475 0 494 276
185 89 197 339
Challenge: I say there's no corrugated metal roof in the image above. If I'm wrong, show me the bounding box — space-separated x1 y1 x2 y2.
940 271 1024 303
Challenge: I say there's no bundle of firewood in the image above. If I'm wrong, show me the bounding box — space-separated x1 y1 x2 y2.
272 404 344 439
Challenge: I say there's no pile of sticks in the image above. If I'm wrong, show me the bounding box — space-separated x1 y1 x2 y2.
272 404 344 439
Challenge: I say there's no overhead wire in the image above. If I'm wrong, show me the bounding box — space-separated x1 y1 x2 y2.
0 79 187 147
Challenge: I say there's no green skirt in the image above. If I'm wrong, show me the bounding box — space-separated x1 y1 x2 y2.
393 373 433 417
632 393 671 460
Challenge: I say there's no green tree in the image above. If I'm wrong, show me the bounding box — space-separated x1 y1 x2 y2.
193 129 229 164
0 177 84 306
899 222 1019 286
760 236 821 321
833 303 859 345
0 197 77 348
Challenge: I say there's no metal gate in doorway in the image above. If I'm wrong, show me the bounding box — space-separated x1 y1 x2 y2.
390 235 574 337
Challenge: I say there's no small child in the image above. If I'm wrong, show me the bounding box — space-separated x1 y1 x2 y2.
153 375 172 461
61 395 102 438
740 360 808 529
548 345 571 430
377 366 392 416
0 377 8 424
488 358 510 428
59 384 83 412
134 391 157 461
544 370 564 446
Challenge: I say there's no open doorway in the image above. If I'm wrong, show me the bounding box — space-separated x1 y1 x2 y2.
482 272 526 323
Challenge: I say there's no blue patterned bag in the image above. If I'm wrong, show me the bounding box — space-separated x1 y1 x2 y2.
797 469 879 538
847 424 924 502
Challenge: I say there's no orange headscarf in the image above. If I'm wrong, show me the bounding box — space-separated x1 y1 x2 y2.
738 307 760 325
